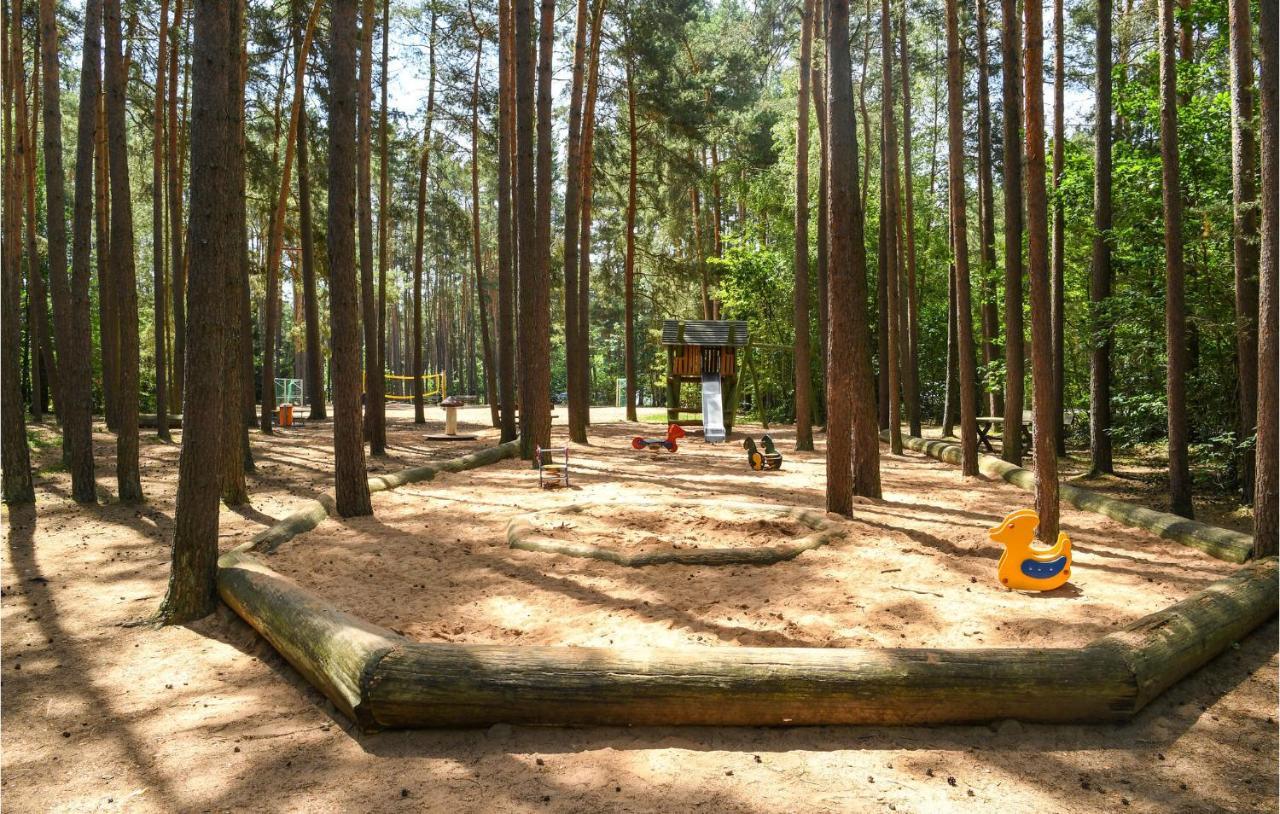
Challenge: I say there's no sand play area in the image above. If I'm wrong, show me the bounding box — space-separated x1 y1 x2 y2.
3 405 1275 813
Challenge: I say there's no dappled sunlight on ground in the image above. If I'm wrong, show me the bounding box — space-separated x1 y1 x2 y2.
2 404 1275 813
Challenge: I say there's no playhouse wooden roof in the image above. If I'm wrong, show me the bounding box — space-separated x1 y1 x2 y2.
661 319 750 348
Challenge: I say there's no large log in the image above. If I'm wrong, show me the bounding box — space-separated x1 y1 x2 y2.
890 432 1255 563
364 641 1136 728
1094 556 1278 710
506 500 842 567
218 547 402 725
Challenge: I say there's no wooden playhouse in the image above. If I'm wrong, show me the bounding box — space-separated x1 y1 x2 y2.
662 319 748 439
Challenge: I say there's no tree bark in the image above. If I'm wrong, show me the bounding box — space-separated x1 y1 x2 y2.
575 0 605 435
262 0 323 435
296 32 325 420
220 0 248 505
516 0 550 459
358 0 383 453
96 86 117 431
468 6 497 428
1254 0 1277 556
880 0 902 454
152 0 172 442
943 257 959 435
562 0 590 443
1025 0 1060 540
1050 0 1066 456
945 0 978 476
1089 0 1114 476
794 0 815 451
623 57 639 423
1158 0 1193 519
104 0 142 501
812 3 828 416
898 8 920 437
976 0 1000 418
168 0 186 413
825 0 880 513
1229 0 1258 502
42 0 94 500
376 0 390 439
2 0 33 504
1000 0 1025 465
328 0 373 517
411 12 437 424
496 0 517 441
157 0 236 624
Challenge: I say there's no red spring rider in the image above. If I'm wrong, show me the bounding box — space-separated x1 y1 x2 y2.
632 423 686 452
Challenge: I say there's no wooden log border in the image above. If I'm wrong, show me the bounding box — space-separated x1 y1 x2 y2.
506 499 842 566
886 431 1256 563
217 438 1277 730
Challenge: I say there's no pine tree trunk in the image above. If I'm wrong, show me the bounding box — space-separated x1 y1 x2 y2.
496 0 517 441
943 258 959 435
976 0 1000 418
263 0 322 435
296 30 325 420
877 189 889 431
376 0 390 441
1050 0 1066 456
898 8 920 437
152 0 172 442
575 0 605 436
825 0 880 513
157 0 236 624
1229 0 1258 502
328 0 372 517
357 0 382 453
945 0 979 476
1025 0 1060 540
1252 0 1277 556
60 0 101 501
42 0 94 500
220 0 248 505
1158 0 1193 519
411 12 436 425
2 0 33 504
793 0 815 451
516 0 550 459
104 0 142 501
96 88 117 431
468 6 498 428
15 13 50 425
167 0 186 413
880 0 902 455
624 51 638 423
1000 0 1025 465
562 0 589 443
1089 0 1114 476
812 5 828 418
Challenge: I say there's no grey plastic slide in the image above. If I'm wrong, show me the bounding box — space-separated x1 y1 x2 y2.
701 373 725 443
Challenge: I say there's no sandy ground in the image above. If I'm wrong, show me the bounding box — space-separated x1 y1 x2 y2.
2 404 1276 813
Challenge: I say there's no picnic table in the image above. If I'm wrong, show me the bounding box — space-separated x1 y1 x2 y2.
976 415 1032 452
974 409 1086 452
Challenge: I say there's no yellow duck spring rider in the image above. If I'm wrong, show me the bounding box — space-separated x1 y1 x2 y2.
988 509 1072 591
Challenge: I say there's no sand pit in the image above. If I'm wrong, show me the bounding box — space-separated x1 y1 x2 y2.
267 421 1237 652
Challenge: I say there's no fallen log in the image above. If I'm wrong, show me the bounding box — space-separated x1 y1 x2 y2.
1093 556 1278 710
888 432 1254 563
364 641 1136 728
